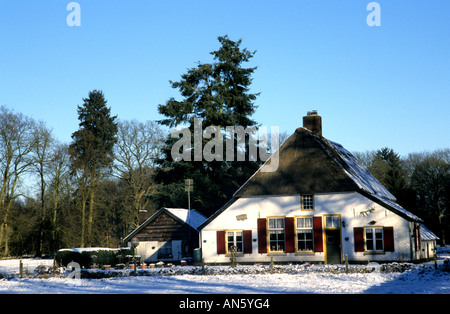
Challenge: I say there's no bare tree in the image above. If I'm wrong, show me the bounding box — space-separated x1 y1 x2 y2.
0 106 36 256
114 119 165 228
47 143 72 252
30 121 55 256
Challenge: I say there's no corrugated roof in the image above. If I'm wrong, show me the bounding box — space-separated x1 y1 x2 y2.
421 225 440 241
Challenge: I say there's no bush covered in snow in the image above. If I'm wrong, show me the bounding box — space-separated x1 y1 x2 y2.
2 257 449 280
379 263 417 273
71 263 386 279
55 248 133 269
75 260 450 279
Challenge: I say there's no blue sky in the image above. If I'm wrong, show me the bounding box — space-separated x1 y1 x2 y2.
1 0 449 156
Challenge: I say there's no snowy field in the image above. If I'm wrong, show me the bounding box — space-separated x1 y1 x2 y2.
0 249 448 294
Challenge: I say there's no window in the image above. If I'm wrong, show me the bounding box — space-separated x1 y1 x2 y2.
268 218 285 252
301 195 314 210
296 217 314 251
157 241 172 259
227 231 243 253
325 216 340 229
217 230 252 255
365 227 383 251
354 227 394 253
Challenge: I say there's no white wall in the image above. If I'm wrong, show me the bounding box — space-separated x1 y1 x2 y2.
201 192 413 264
420 240 437 260
136 240 183 263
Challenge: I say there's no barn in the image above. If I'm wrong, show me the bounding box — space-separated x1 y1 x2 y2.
124 208 206 264
198 111 438 264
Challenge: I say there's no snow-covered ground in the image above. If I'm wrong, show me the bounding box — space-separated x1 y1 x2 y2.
0 248 448 294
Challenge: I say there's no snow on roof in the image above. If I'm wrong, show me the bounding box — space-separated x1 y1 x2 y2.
421 225 440 241
165 208 207 231
218 127 423 223
326 139 397 201
369 193 423 222
58 247 125 253
324 139 423 222
123 208 208 242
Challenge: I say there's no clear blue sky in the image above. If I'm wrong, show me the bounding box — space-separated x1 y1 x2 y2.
1 0 449 157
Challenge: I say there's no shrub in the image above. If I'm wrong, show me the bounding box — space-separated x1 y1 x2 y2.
55 248 133 269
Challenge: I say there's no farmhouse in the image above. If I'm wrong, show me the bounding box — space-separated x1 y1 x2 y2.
124 208 206 264
199 111 438 264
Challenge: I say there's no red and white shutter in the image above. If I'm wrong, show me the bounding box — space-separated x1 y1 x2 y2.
257 218 267 253
243 230 252 254
353 227 365 252
285 217 296 253
384 227 395 252
313 216 323 252
216 230 226 254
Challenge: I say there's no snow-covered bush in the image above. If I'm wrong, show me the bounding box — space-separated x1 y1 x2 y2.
55 248 133 269
380 262 416 273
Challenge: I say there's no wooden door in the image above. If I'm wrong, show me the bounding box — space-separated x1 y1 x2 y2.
325 229 341 264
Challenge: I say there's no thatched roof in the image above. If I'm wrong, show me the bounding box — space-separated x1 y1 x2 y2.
199 125 423 230
229 127 421 223
234 127 395 199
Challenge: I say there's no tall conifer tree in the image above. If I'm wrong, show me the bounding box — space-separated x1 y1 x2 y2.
69 90 118 246
154 36 260 216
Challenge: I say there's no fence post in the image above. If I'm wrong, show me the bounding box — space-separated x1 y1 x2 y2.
19 260 23 279
434 248 437 270
345 254 349 273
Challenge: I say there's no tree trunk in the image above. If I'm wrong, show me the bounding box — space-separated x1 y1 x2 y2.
81 200 86 248
36 169 46 257
88 187 95 247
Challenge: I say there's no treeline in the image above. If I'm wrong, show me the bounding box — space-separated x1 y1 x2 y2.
0 36 262 257
1 36 448 258
0 103 166 257
355 148 449 245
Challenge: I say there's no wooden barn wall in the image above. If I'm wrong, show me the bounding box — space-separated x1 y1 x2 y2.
134 212 199 244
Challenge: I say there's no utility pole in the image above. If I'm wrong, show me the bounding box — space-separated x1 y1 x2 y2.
185 179 194 253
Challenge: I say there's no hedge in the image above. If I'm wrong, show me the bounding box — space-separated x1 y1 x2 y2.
55 248 133 269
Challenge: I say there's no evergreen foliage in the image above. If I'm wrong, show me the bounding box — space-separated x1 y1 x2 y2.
70 90 118 170
69 90 118 247
0 37 448 257
154 36 261 217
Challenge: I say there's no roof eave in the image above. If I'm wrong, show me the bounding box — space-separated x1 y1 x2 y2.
123 207 204 243
358 190 423 223
198 198 239 230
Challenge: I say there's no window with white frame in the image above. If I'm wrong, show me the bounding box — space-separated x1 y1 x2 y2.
226 231 243 253
296 217 314 251
365 227 383 251
268 218 285 252
302 195 314 210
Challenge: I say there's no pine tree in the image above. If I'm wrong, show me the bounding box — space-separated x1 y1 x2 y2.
370 148 406 197
154 36 260 217
69 90 118 247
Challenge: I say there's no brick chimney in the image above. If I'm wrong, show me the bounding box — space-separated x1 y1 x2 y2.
303 110 322 136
